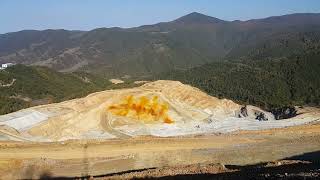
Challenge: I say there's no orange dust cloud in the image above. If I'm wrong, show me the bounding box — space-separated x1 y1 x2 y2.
108 95 174 124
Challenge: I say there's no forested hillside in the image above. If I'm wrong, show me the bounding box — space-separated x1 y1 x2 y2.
157 51 320 110
1 13 320 78
0 65 138 115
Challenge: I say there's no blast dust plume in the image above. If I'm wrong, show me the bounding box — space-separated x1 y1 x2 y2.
108 95 174 124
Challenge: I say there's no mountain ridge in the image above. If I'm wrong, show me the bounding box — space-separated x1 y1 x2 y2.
0 12 320 77
3 12 320 34
3 12 320 35
173 12 226 24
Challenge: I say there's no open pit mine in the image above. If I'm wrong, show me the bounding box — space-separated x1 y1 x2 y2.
0 80 319 178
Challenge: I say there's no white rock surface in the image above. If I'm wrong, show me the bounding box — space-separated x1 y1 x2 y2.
0 110 49 131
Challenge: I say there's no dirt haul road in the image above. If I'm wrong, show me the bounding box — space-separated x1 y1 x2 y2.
0 81 319 178
0 123 320 179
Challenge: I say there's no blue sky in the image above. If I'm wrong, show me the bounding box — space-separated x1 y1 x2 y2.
1 0 320 34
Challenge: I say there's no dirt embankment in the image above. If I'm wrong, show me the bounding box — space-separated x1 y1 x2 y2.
97 159 320 179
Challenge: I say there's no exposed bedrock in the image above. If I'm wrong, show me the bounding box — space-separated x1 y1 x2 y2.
238 105 299 120
271 106 297 120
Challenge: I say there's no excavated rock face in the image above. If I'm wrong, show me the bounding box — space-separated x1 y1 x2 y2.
239 106 248 118
141 80 241 116
255 112 268 121
0 80 318 142
271 107 297 120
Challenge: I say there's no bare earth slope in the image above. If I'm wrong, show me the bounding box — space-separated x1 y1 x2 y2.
1 80 318 142
0 80 319 178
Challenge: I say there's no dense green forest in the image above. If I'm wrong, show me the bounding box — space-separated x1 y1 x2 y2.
0 65 139 115
156 51 320 111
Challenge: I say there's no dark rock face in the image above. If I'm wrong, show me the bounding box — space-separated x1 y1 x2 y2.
237 106 248 118
271 107 297 120
255 112 268 121
240 106 248 117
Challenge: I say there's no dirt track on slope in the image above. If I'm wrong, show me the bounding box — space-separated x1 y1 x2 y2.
0 123 320 179
100 111 131 138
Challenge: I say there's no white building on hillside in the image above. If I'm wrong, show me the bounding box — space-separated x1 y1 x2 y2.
0 63 15 70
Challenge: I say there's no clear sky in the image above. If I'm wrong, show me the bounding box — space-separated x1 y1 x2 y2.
1 0 320 34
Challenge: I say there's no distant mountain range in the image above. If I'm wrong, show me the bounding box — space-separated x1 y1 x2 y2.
1 12 320 77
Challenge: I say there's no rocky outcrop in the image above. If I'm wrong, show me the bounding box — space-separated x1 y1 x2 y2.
240 106 248 117
237 105 272 121
255 112 268 121
238 105 297 121
271 107 297 120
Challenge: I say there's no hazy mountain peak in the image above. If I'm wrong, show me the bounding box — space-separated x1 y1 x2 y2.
174 12 226 24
